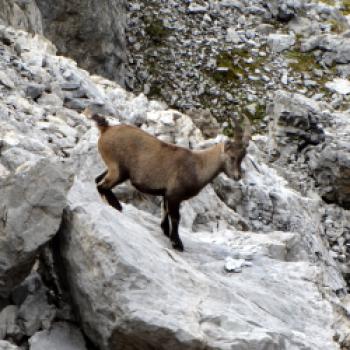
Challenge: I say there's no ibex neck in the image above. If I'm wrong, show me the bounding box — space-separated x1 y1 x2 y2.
193 143 224 188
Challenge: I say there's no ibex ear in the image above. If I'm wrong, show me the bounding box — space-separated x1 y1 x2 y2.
231 116 243 142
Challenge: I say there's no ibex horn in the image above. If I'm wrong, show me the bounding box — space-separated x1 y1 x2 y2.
242 115 252 146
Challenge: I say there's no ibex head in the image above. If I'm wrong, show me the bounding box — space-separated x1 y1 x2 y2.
222 116 251 181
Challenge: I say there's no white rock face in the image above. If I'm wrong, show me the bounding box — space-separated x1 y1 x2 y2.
29 322 87 350
0 158 73 297
0 0 43 34
55 132 343 349
326 78 350 95
225 27 242 43
0 341 19 350
301 34 350 65
0 306 20 340
61 177 338 350
267 33 296 53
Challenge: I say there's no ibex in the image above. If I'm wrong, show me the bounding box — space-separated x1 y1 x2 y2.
88 111 251 251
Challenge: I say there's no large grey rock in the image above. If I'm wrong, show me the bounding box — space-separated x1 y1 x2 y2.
0 0 43 34
58 177 340 350
0 341 19 350
267 33 295 53
11 272 45 306
301 34 350 65
288 16 321 37
0 71 15 90
308 136 350 209
0 159 73 297
325 78 350 95
263 0 302 22
266 90 327 161
35 0 127 85
0 305 21 341
60 127 344 349
29 322 87 350
18 287 56 336
267 91 350 209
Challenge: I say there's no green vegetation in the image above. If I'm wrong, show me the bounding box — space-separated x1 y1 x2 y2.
144 18 170 44
341 0 350 15
199 49 269 125
222 118 246 138
212 52 245 83
148 82 162 97
328 18 347 33
222 106 264 137
207 49 267 86
223 121 235 138
285 50 321 72
250 103 266 124
319 0 335 5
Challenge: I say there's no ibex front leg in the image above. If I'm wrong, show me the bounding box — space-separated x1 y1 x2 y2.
161 198 170 237
168 200 184 252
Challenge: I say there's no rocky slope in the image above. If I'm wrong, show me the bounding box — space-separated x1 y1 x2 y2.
0 2 350 350
126 0 350 123
0 0 127 86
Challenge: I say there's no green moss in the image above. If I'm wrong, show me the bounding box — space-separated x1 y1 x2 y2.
285 50 321 72
213 52 244 83
253 103 266 123
244 103 266 125
232 48 250 59
319 0 335 5
148 83 162 97
207 49 267 86
144 18 170 44
198 93 215 109
341 0 350 15
198 49 269 124
223 123 235 138
295 33 303 42
328 18 347 33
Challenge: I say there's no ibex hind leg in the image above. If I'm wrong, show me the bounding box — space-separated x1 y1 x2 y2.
95 170 107 184
96 168 126 211
161 198 170 237
168 200 184 252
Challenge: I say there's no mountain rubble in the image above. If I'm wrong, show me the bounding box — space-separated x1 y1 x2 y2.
0 2 350 350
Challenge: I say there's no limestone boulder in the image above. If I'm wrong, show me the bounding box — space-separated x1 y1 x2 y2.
0 341 19 350
0 0 43 34
301 34 350 66
262 0 303 22
35 0 127 85
0 158 73 296
29 322 87 350
56 172 340 350
308 135 350 209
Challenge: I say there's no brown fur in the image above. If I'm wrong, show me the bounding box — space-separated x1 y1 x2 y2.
90 113 251 252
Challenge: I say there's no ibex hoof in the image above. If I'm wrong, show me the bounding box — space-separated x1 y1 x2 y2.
172 241 184 252
99 192 123 212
